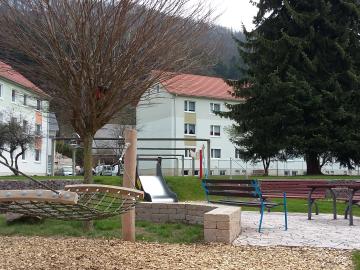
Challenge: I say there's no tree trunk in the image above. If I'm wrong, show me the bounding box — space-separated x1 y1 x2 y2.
14 151 23 176
9 167 18 176
82 134 93 184
9 152 18 176
262 158 270 176
305 153 322 175
82 133 93 232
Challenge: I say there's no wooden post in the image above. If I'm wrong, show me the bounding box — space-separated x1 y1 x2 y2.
122 128 137 241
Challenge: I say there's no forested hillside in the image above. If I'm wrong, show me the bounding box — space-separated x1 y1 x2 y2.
0 22 244 134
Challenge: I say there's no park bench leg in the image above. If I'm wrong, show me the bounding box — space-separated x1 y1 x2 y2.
258 201 265 233
315 202 319 215
349 190 355 226
329 189 337 219
283 192 288 231
308 189 315 220
345 204 349 219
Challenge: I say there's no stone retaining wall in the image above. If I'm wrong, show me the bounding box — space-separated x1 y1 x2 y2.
136 202 241 244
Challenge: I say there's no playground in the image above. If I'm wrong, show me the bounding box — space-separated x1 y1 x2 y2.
2 0 360 268
0 172 360 269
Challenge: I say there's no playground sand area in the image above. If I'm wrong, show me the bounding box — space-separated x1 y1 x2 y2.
0 236 353 270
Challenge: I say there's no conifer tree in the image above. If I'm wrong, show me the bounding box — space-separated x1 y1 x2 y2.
223 0 360 175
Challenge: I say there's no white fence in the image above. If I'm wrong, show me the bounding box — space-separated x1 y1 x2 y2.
156 157 360 177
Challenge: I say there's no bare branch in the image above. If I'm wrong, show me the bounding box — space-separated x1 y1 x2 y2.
0 0 215 182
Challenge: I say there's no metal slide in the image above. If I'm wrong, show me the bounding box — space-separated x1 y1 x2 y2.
137 158 178 203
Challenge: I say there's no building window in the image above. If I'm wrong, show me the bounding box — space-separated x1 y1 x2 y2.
292 171 297 176
35 124 42 135
184 123 196 135
235 149 241 159
36 99 42 111
184 100 195 112
22 150 26 160
220 170 226 176
210 125 221 136
284 170 290 176
211 149 221 159
210 103 221 113
23 94 27 105
35 149 41 161
185 148 196 158
184 170 189 176
11 90 16 102
194 170 199 176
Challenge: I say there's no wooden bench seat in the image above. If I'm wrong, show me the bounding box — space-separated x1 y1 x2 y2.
260 180 328 215
202 179 287 232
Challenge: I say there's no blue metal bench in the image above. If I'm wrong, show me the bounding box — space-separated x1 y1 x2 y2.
202 179 288 232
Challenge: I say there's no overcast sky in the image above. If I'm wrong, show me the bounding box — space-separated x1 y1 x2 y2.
206 0 258 31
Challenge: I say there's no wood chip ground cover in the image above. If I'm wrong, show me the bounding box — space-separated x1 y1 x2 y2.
0 236 353 270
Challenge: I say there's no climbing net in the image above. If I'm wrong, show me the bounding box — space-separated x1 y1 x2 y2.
0 140 143 221
0 184 143 221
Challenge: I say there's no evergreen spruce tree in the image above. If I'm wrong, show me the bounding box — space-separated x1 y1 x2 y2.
222 0 360 175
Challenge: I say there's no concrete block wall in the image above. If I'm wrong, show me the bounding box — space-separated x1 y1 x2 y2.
136 202 215 225
136 202 241 244
203 207 241 243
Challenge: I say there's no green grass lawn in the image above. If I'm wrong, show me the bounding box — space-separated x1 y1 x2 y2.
166 176 360 216
354 251 360 270
0 215 203 243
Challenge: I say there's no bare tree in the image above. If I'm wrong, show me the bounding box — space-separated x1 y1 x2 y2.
0 118 36 175
0 0 214 184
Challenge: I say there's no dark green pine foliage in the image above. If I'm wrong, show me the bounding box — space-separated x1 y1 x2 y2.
222 0 360 175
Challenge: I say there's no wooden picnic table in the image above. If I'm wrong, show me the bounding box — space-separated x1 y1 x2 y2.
307 182 360 226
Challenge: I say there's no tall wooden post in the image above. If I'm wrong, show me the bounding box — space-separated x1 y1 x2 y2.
122 128 137 241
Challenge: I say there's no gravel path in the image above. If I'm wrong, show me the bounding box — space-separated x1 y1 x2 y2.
0 236 353 270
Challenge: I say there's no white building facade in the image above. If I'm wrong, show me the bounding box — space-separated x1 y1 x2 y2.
0 61 52 176
137 73 356 176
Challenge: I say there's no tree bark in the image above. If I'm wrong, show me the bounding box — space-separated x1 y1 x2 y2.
305 153 322 175
82 134 93 184
82 133 93 232
262 158 270 176
9 151 19 176
14 151 23 176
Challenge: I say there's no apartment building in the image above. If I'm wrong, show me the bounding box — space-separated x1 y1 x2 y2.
136 73 355 176
0 61 54 175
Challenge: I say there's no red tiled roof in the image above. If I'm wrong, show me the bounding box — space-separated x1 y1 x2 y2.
160 73 238 101
0 61 48 98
